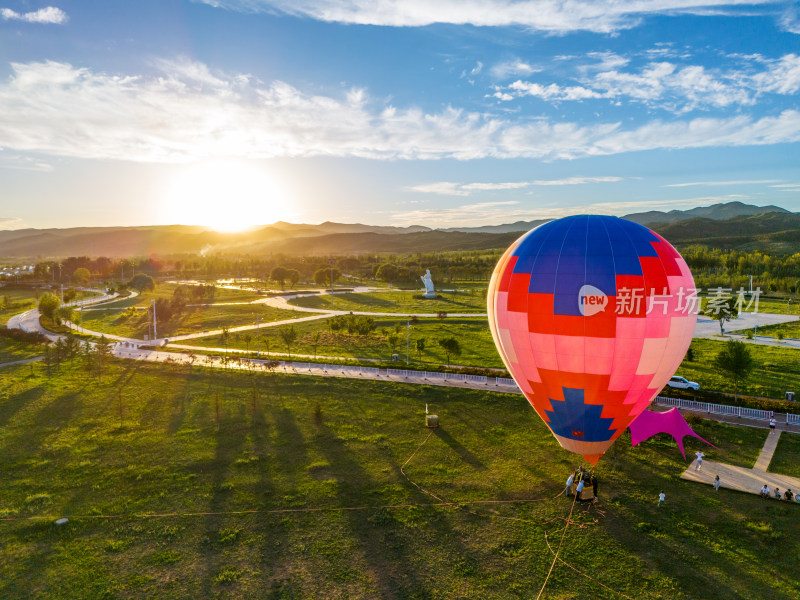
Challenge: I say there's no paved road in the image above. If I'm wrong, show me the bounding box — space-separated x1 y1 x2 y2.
7 289 130 342
694 311 799 339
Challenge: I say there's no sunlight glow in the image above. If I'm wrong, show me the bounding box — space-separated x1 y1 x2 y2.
159 160 293 232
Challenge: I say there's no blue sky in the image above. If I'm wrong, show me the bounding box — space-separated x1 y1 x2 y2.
1 1 799 231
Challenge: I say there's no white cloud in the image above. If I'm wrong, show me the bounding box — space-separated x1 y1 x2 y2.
0 217 25 229
410 176 622 196
494 53 800 112
665 179 781 187
0 153 53 172
582 51 630 71
197 1 785 34
1 6 67 24
490 59 539 79
779 5 800 34
3 60 800 164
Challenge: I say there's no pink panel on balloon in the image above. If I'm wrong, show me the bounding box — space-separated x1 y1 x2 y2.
554 335 586 372
624 374 655 403
530 333 558 371
636 337 668 376
512 329 541 383
583 337 615 374
616 317 646 339
644 315 670 338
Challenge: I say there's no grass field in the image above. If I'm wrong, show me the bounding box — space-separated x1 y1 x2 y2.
79 303 303 339
188 317 503 367
0 289 40 326
1 359 799 599
288 290 488 314
769 433 800 479
755 298 800 315
0 339 42 364
747 320 800 340
678 339 800 399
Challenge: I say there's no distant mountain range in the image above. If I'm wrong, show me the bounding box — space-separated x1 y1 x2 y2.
622 201 790 226
0 201 794 258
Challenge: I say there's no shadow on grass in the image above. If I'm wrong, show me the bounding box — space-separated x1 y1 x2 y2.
434 427 486 471
312 421 433 598
0 385 46 428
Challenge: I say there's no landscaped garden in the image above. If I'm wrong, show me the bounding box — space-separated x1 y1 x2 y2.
288 289 488 314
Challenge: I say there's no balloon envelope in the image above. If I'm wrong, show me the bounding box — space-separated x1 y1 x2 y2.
487 215 697 464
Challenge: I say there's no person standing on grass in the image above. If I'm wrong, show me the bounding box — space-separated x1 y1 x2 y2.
695 451 705 471
658 491 666 507
565 472 574 497
713 475 721 491
575 477 585 499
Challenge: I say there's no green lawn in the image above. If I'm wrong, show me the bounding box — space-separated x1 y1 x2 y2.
769 433 800 478
754 298 800 316
0 289 39 325
678 339 800 400
289 290 488 314
0 338 43 364
79 303 304 339
189 317 504 367
748 320 800 340
1 360 798 599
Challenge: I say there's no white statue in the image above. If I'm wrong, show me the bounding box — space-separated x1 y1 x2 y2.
420 269 436 298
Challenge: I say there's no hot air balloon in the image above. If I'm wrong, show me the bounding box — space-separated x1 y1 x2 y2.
487 215 697 464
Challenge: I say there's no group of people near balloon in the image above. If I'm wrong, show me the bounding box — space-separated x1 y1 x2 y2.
564 468 598 502
760 484 800 502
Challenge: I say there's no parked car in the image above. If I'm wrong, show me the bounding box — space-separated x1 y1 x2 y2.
667 376 699 391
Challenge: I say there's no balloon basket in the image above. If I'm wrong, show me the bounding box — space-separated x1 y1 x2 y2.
426 414 439 428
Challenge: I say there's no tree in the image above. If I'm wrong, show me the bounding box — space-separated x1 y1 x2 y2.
287 269 301 288
129 273 155 293
415 337 426 361
386 331 400 354
270 266 289 289
62 288 78 303
73 267 91 286
314 267 341 286
437 336 461 366
703 293 738 336
279 326 297 356
375 263 399 284
310 331 321 358
241 332 253 354
94 336 113 380
54 305 74 326
713 339 755 397
38 292 61 320
220 327 230 361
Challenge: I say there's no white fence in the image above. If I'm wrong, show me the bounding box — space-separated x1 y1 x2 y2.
653 395 798 423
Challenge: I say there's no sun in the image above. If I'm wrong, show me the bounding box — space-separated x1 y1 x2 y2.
159 160 292 232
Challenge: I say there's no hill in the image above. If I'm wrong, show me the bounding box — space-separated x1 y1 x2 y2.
651 212 800 251
623 201 789 225
0 201 796 258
